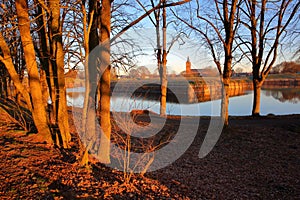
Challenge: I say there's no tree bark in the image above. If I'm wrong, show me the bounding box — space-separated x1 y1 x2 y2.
252 79 262 116
36 2 56 120
0 77 2 97
15 0 52 143
49 0 71 148
221 78 230 126
3 78 8 98
98 0 112 164
40 69 49 106
0 33 32 109
160 0 167 116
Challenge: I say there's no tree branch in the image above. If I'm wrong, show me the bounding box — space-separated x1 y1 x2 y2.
111 0 191 43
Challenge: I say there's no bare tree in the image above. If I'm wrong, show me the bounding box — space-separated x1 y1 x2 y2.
174 0 241 125
15 0 52 143
0 1 27 101
87 0 190 163
0 34 32 109
32 0 72 147
0 0 77 146
49 0 71 147
137 0 189 116
238 0 300 116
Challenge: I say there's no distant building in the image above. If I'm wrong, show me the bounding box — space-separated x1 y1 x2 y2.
186 56 191 74
182 57 202 77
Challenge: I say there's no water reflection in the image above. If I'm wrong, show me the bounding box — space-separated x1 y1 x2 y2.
264 89 300 104
66 87 300 116
117 82 250 104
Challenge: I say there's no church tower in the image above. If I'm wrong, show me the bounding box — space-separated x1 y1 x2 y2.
186 56 191 75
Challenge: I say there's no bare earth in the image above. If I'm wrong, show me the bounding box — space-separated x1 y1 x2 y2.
0 112 299 199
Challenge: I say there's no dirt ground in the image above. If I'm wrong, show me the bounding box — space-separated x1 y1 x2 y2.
0 111 299 199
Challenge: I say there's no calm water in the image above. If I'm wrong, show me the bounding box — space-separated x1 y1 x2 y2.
67 88 300 116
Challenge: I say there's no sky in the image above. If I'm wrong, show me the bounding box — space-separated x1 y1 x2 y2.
114 27 215 75
111 0 300 75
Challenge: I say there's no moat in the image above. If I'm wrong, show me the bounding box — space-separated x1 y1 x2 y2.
67 87 300 116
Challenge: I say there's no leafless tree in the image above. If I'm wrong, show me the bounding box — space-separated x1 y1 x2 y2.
173 0 241 125
136 0 189 116
238 0 300 116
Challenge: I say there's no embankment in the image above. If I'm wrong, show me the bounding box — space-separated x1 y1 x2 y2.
66 76 300 103
262 78 300 88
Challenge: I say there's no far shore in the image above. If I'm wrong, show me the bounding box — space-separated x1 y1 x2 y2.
65 73 300 89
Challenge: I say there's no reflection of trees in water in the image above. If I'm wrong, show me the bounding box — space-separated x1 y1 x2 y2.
130 83 248 104
194 85 248 103
67 82 252 106
265 89 300 103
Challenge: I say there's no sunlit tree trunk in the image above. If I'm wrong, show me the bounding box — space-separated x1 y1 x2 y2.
49 0 71 148
40 69 49 106
221 55 232 126
160 0 167 116
252 79 262 116
98 0 112 164
15 0 52 143
221 0 236 126
221 79 230 126
0 33 32 109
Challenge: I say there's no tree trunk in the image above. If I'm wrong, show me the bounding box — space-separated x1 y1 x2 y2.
36 3 56 120
85 0 99 133
79 0 100 166
49 0 71 148
252 79 262 116
3 78 8 98
251 63 263 116
98 0 112 164
5 78 10 98
15 0 52 143
160 0 167 116
0 33 32 109
221 79 230 126
40 69 49 106
0 77 2 98
221 48 232 126
160 53 167 116
99 65 111 164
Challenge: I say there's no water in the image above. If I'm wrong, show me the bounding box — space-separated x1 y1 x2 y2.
67 88 300 116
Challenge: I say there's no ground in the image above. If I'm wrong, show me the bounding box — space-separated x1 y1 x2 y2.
0 111 299 199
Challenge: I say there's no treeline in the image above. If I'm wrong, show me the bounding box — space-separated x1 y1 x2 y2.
272 61 300 74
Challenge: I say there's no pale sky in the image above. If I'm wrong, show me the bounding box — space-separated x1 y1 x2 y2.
114 27 215 75
112 0 299 75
